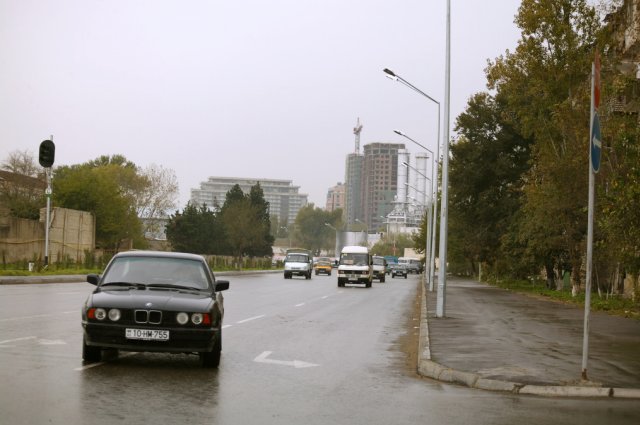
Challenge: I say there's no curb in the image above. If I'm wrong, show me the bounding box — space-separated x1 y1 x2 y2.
416 278 640 399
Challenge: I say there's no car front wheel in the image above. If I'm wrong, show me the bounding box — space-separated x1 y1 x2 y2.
201 330 222 368
82 337 102 363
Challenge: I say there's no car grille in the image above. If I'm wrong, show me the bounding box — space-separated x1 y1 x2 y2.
134 310 163 324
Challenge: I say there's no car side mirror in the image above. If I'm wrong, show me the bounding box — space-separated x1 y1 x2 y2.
87 274 100 286
215 280 230 292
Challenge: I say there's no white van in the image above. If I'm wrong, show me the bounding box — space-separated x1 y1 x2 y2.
337 246 373 288
398 257 423 274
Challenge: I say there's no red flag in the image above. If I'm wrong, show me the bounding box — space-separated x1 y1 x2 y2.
594 51 601 109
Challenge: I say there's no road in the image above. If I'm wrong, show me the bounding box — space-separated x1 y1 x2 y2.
1 272 638 424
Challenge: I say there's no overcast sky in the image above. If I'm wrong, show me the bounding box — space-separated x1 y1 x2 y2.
1 0 523 209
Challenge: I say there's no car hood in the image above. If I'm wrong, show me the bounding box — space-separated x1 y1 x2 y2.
88 288 214 312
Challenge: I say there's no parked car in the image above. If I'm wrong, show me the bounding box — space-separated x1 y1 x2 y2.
372 255 386 282
314 257 333 276
81 251 229 368
391 263 408 279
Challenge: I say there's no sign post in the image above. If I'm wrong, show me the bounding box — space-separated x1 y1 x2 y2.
582 52 600 381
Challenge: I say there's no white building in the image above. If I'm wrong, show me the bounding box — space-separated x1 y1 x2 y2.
190 176 308 225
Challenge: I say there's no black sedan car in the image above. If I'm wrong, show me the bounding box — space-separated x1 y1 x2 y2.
81 251 229 368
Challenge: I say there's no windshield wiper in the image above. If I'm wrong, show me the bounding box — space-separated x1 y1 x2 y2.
100 282 147 290
146 283 205 292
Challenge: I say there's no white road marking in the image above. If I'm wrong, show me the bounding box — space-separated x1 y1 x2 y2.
74 352 138 371
295 303 305 307
236 315 265 324
222 324 232 329
0 336 37 345
0 311 77 322
39 339 67 345
253 351 319 368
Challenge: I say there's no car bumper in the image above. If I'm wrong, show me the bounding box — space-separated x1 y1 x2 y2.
83 322 219 353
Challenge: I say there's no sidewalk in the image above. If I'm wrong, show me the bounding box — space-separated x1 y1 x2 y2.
417 277 640 398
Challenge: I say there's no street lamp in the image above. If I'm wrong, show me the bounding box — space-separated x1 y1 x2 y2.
324 223 339 258
355 219 368 246
398 132 437 292
384 64 450 318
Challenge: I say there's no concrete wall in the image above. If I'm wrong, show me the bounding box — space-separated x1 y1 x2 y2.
0 207 94 264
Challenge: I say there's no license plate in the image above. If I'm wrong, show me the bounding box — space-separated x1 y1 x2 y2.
126 328 169 341
349 275 358 281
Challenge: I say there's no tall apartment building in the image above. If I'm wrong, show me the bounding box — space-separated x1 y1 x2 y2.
344 153 363 225
361 142 405 232
190 177 308 225
325 182 345 212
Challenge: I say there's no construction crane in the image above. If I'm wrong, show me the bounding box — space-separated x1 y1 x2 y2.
353 118 363 153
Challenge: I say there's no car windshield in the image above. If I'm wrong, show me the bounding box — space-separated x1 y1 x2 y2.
102 256 210 290
373 258 385 265
286 254 308 262
340 253 368 266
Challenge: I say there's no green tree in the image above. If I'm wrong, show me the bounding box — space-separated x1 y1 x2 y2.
485 0 600 293
218 184 271 264
370 233 415 258
0 150 45 219
165 202 219 254
245 183 274 257
53 162 142 250
293 204 342 255
447 93 532 276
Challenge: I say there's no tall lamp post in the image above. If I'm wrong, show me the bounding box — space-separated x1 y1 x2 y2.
397 130 437 291
354 219 368 246
324 223 339 258
383 61 450 318
402 162 434 291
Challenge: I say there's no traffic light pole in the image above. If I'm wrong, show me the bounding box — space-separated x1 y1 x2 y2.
44 168 51 268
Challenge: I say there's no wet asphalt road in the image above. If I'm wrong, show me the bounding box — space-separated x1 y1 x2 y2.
1 272 639 425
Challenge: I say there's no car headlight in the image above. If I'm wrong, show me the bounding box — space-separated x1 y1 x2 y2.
108 309 121 321
176 312 189 325
95 308 107 321
191 313 204 325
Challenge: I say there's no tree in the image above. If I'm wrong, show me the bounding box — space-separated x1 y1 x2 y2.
135 164 179 237
370 233 415 258
293 204 342 255
53 157 143 250
245 183 274 257
447 93 532 276
2 150 40 176
166 202 218 254
0 150 45 219
218 184 272 264
485 0 600 293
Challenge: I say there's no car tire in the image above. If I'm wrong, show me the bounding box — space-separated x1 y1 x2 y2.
404 274 407 279
381 276 385 283
201 330 222 368
82 337 102 363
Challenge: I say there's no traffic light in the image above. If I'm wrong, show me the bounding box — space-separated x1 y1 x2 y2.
39 140 55 167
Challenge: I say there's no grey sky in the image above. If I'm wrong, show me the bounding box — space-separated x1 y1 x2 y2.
1 0 522 209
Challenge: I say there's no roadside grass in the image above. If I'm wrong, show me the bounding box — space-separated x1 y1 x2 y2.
486 277 640 320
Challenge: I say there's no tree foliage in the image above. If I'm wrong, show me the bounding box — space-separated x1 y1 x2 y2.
53 159 143 250
166 183 273 262
0 150 45 219
293 204 342 255
449 0 639 296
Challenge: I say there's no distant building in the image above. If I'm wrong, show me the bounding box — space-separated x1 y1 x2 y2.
361 142 405 232
190 177 308 225
344 153 363 225
325 182 345 212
